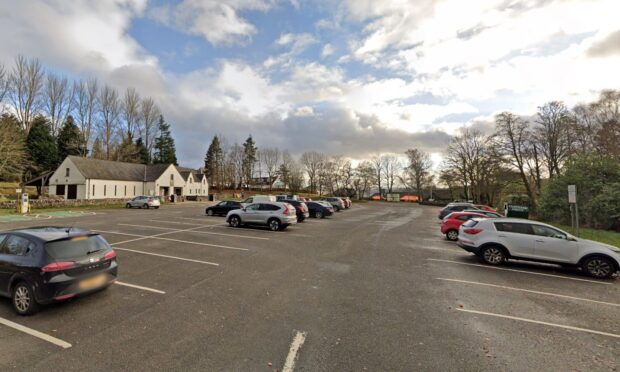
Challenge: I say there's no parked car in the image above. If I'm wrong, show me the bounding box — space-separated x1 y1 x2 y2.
306 201 334 218
205 200 243 216
282 199 310 222
322 197 345 212
458 218 620 279
277 195 299 202
339 197 352 208
441 211 488 241
0 227 118 315
126 196 160 209
475 204 497 212
226 202 297 231
463 209 503 218
242 195 277 205
438 203 476 219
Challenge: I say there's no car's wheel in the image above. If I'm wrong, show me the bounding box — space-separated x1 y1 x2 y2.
143 203 149 209
279 224 288 231
12 282 39 316
481 245 506 266
229 215 241 228
207 209 214 216
268 218 281 231
125 203 131 208
446 229 459 241
154 206 159 209
315 211 323 219
582 256 615 279
334 206 340 212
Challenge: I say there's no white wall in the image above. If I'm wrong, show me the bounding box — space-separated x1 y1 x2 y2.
89 179 144 199
49 158 86 198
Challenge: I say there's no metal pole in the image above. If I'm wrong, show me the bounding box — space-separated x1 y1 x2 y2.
575 202 579 237
570 203 574 231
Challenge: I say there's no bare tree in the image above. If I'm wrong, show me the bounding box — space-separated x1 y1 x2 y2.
370 154 384 197
121 87 141 140
382 154 401 193
300 151 325 194
98 85 120 160
352 161 374 199
534 101 573 177
403 148 432 201
139 96 160 162
73 78 99 156
43 73 74 136
591 90 620 160
0 63 9 112
9 55 45 133
279 150 294 190
260 147 281 191
493 112 538 211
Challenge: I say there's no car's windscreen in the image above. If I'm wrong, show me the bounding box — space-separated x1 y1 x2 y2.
45 235 109 260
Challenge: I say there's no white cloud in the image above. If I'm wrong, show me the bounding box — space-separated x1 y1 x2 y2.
150 0 276 46
293 106 314 117
275 32 318 54
321 43 335 58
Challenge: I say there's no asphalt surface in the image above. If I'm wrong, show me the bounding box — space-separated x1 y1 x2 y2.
0 202 618 371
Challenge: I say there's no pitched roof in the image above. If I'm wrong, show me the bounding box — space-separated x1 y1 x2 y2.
175 166 204 181
67 156 172 182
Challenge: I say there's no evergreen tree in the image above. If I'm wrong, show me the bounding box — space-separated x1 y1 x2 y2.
116 133 139 163
135 137 149 164
57 115 83 161
242 135 257 186
153 115 178 165
204 135 223 189
25 115 58 177
91 137 105 160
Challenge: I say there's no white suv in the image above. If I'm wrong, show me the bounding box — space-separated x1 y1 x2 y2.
457 218 620 279
226 202 298 231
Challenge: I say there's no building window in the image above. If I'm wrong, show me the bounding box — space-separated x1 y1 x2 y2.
170 174 174 183
65 168 70 177
92 184 95 196
104 185 106 196
133 185 136 195
56 185 65 196
124 185 127 196
114 185 117 196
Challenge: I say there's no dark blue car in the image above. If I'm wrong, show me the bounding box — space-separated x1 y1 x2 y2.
306 201 334 219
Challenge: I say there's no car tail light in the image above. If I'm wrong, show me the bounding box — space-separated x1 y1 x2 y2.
283 207 290 215
104 250 117 260
42 261 75 272
464 228 483 234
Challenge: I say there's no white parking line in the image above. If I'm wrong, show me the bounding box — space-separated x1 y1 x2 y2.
456 308 620 339
115 281 166 294
427 258 611 285
206 224 313 238
437 278 620 307
282 331 307 372
118 223 269 240
114 247 220 266
0 317 72 349
94 229 249 251
149 220 212 226
412 245 463 254
100 225 206 245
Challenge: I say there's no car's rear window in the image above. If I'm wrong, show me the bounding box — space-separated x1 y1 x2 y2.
45 235 109 260
462 219 479 228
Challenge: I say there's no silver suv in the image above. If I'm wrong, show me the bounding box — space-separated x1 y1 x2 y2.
226 202 298 231
458 218 620 279
126 196 161 209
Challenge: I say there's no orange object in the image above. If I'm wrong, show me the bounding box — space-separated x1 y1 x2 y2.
400 195 419 202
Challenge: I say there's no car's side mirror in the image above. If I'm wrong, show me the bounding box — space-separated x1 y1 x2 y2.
567 236 578 242
241 207 246 211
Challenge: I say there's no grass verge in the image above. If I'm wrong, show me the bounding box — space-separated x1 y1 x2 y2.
558 224 620 248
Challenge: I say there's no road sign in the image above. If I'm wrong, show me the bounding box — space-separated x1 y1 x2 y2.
568 185 576 203
15 188 22 193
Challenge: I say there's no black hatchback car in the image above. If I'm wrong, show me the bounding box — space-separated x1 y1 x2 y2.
206 200 243 216
438 203 477 219
0 227 118 315
306 201 334 219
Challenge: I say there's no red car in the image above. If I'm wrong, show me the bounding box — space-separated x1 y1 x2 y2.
440 211 487 241
475 204 496 212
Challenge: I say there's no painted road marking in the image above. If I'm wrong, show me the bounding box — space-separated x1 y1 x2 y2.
0 317 72 349
427 258 611 285
437 278 620 307
101 225 207 245
282 331 307 372
118 223 269 241
149 220 211 226
94 230 249 251
114 247 220 266
115 281 166 294
412 246 463 254
206 224 313 238
456 308 620 339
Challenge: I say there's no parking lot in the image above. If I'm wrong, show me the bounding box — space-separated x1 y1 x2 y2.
0 202 618 371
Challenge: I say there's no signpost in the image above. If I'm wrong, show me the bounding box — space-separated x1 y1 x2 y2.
568 185 578 236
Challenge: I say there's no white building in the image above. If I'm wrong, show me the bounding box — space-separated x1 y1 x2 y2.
48 156 208 200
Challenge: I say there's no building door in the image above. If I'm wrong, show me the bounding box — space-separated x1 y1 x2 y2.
67 185 78 200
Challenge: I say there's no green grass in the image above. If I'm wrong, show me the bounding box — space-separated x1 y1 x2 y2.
557 224 620 248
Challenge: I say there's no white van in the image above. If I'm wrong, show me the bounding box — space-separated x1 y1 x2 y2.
242 195 276 205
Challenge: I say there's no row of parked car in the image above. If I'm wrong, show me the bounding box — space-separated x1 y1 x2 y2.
438 202 620 279
205 194 353 231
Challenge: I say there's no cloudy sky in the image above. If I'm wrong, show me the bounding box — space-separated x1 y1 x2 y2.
1 0 619 167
